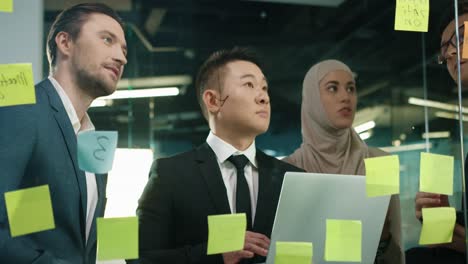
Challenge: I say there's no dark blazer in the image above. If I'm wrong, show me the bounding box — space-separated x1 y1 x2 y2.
136 142 304 264
0 79 107 264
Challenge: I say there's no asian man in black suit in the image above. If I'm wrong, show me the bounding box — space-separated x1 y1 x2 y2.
136 47 303 264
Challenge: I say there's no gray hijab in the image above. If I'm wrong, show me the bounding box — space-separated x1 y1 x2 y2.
284 59 381 175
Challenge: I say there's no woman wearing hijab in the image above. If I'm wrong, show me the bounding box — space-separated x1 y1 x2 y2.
284 59 404 264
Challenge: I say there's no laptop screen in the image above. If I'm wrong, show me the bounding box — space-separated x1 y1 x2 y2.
266 172 390 264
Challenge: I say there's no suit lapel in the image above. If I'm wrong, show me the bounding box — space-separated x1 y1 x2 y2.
42 79 88 243
196 143 231 215
253 150 274 233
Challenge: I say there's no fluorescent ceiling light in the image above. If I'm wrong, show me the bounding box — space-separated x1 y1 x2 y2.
434 111 468 122
408 97 468 114
359 131 372 140
380 142 432 153
102 87 179 99
354 121 376 134
90 87 179 108
117 75 191 89
90 100 107 107
422 131 450 139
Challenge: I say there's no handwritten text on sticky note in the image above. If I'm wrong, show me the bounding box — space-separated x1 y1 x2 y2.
394 0 429 32
78 131 118 174
0 63 35 107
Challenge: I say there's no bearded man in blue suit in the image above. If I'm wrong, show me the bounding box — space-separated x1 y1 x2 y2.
0 3 127 263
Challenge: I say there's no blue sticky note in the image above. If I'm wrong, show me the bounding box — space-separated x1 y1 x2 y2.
78 131 118 174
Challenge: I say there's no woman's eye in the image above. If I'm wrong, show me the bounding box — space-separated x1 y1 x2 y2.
347 86 356 93
327 85 337 92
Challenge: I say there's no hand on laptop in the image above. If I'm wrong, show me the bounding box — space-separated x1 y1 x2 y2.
222 231 270 264
415 192 449 219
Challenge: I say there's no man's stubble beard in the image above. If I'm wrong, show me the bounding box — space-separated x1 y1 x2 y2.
75 64 116 99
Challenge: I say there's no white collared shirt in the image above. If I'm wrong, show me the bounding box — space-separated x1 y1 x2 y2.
49 76 98 244
206 131 259 224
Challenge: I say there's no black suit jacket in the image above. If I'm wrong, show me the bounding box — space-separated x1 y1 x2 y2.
136 143 303 264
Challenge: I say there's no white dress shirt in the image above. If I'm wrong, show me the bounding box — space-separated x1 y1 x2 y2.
49 76 98 244
206 131 259 224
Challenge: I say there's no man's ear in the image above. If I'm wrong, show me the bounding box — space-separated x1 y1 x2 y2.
55 32 73 61
203 89 221 114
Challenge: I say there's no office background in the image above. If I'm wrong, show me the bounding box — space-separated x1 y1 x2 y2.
0 0 465 256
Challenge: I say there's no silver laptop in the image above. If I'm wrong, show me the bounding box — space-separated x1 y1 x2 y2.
265 172 390 264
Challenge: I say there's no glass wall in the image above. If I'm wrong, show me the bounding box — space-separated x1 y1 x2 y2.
39 0 466 256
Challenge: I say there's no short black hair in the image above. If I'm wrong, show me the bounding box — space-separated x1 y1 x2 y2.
438 0 468 37
195 47 262 119
46 3 124 70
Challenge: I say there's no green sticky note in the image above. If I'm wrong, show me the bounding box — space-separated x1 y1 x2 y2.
97 216 138 261
365 155 400 197
394 0 429 32
0 63 35 107
77 131 118 174
419 207 456 245
207 213 246 255
4 185 55 237
0 0 13 12
275 241 313 264
419 152 454 195
325 219 362 262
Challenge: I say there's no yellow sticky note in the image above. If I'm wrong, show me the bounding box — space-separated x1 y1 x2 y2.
365 155 400 197
4 185 55 237
394 0 429 32
0 63 35 107
97 216 138 261
463 22 468 59
0 0 13 12
419 152 454 195
325 219 362 262
207 213 246 255
419 207 456 245
275 241 313 264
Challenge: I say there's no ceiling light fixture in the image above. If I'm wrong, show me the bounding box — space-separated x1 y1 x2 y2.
422 131 451 139
117 75 191 90
408 97 468 114
354 121 376 134
90 87 179 108
434 111 468 122
359 131 372 140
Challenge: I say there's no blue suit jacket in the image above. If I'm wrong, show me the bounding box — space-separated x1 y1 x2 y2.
0 79 107 264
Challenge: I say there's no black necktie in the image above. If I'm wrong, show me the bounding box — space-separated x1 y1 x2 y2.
227 154 252 230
